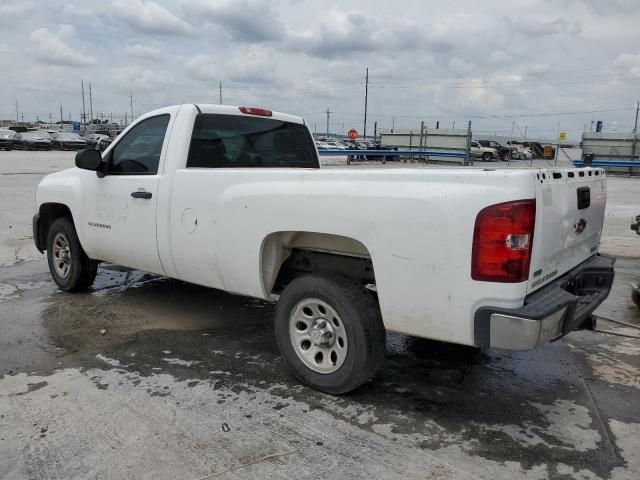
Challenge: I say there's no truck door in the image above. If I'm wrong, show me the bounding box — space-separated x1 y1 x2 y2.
81 114 171 275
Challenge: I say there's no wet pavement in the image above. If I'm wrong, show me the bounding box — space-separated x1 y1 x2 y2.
1 151 640 479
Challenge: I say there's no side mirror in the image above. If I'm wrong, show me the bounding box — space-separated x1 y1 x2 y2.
75 149 102 171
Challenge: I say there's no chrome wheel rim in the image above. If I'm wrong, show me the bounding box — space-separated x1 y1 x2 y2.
52 233 71 278
289 298 348 374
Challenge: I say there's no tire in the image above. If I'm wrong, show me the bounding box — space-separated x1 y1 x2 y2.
482 152 492 162
274 274 386 394
46 217 98 292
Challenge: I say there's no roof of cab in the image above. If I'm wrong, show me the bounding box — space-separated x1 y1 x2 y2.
193 104 304 125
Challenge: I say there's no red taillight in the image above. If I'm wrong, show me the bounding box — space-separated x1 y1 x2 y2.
471 199 536 283
239 106 272 117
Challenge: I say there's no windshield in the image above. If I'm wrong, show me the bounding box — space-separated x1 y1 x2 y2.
187 114 318 168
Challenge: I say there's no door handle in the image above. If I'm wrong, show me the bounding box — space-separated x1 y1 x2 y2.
131 190 152 199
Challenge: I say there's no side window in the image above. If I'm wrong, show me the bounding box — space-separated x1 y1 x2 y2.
107 115 170 175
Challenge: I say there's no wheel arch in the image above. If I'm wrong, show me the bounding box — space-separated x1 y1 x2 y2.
259 231 375 296
35 203 75 252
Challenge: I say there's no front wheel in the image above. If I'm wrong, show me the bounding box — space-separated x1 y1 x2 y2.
274 274 386 394
46 218 98 292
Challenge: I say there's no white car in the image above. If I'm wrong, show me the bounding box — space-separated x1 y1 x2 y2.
323 140 348 150
33 104 614 394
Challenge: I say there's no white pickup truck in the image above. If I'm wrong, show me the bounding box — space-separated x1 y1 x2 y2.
33 104 614 393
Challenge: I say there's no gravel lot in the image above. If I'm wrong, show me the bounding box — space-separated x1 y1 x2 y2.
1 150 639 480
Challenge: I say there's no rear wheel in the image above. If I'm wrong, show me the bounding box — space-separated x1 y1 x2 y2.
46 218 98 292
482 152 492 162
275 274 386 394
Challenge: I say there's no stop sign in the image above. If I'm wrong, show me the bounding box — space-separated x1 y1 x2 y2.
347 129 358 140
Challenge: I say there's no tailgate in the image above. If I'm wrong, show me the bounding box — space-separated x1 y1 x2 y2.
527 168 607 294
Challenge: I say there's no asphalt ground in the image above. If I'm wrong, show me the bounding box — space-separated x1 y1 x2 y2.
1 150 639 479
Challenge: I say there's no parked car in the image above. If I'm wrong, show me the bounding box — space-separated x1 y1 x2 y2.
323 140 348 150
13 131 52 150
507 141 534 160
315 141 332 150
0 129 16 150
470 140 498 161
477 140 509 161
52 132 88 150
33 104 614 394
84 133 113 151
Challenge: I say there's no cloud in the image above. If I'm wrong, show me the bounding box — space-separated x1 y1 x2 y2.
184 46 278 85
614 52 640 78
125 43 163 60
62 4 99 24
287 8 450 59
182 0 284 42
184 54 220 81
112 0 192 35
448 57 476 75
113 65 162 89
225 46 278 84
0 1 34 17
510 16 581 36
30 25 97 67
288 9 382 58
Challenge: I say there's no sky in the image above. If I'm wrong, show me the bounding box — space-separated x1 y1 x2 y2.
1 0 639 141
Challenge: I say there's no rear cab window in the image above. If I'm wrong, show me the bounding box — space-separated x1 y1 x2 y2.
187 114 319 169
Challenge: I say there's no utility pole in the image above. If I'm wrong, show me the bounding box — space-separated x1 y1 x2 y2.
392 116 395 130
81 81 87 130
15 100 19 123
60 103 63 125
363 67 369 138
130 91 134 121
219 81 222 104
48 112 52 129
326 107 331 137
634 100 639 133
89 83 93 125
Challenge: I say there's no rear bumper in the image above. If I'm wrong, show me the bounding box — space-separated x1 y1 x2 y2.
474 255 615 350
